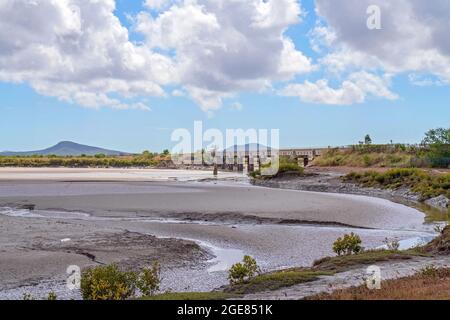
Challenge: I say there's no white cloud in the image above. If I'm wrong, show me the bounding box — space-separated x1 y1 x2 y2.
0 0 173 110
315 0 450 81
281 72 397 105
136 0 313 110
144 0 172 10
0 0 314 112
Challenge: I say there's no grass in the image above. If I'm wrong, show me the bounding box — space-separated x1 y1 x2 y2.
307 268 450 300
423 226 450 254
251 157 304 179
343 168 450 201
223 269 333 295
312 249 429 273
0 154 171 168
313 146 414 168
140 292 238 300
139 228 449 300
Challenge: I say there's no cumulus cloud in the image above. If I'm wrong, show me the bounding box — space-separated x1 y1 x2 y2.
280 72 397 105
315 0 450 81
0 0 173 110
136 0 313 110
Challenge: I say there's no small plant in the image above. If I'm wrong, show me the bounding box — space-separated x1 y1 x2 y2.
80 264 137 300
137 262 161 297
22 293 34 300
434 224 446 234
418 265 441 278
47 292 57 300
333 233 363 256
228 256 261 285
383 238 400 251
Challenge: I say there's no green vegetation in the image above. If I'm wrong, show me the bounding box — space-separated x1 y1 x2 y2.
80 264 138 300
343 168 450 201
250 157 304 179
313 127 450 168
136 262 162 297
423 225 450 254
224 268 332 295
0 152 172 168
47 292 57 301
421 127 450 168
228 255 261 285
44 230 448 300
80 262 162 300
332 233 363 256
313 249 427 273
313 145 416 168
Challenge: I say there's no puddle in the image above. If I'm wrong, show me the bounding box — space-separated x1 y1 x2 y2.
0 207 44 218
377 235 437 250
200 241 246 273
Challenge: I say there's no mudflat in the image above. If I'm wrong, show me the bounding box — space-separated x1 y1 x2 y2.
0 169 433 299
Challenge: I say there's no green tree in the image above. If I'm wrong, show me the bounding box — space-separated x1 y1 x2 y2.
228 255 260 285
421 127 450 167
333 233 363 256
364 134 373 145
422 127 450 145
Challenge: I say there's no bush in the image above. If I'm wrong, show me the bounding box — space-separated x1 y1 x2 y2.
333 233 363 256
343 168 450 201
22 293 34 300
228 256 261 285
137 262 161 297
47 292 57 300
419 265 442 278
80 264 137 300
383 238 400 251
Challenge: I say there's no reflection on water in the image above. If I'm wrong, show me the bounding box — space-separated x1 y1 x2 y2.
377 236 437 251
203 243 245 273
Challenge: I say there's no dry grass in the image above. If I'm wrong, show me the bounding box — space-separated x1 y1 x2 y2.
223 269 332 295
308 268 450 300
313 148 413 168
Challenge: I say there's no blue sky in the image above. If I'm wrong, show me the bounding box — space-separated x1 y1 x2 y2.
0 0 449 153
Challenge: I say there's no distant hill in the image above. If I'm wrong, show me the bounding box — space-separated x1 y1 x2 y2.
0 141 130 156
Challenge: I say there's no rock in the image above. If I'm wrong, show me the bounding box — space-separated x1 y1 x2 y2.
425 195 450 210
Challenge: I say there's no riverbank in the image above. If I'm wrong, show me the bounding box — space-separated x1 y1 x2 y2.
0 168 443 300
251 167 449 221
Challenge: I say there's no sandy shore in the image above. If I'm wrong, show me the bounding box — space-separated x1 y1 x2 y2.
0 167 243 182
0 168 437 299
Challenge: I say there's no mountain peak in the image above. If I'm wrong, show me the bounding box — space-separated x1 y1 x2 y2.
0 142 130 157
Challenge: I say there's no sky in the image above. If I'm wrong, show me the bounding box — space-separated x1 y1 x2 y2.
0 0 449 153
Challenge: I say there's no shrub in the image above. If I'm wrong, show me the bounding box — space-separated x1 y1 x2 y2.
228 256 261 285
343 168 450 200
80 264 137 300
383 238 400 251
333 233 363 256
22 293 34 300
137 262 161 297
47 292 57 300
419 265 441 278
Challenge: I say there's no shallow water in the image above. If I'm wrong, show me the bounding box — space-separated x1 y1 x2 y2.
0 176 440 298
0 206 437 275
